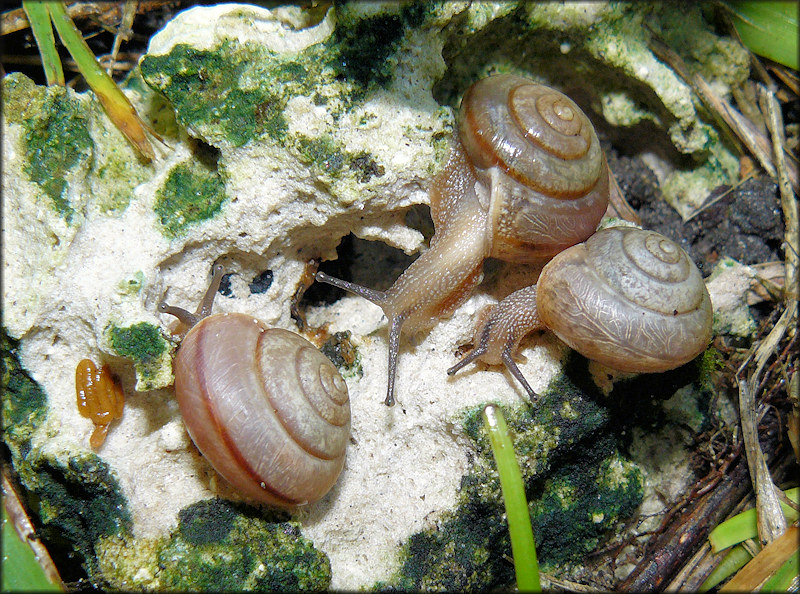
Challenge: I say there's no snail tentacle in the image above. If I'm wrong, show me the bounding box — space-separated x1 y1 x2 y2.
449 284 544 400
197 263 225 318
158 302 199 328
317 74 608 404
315 271 388 304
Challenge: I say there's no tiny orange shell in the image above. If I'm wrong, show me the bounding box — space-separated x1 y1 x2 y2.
75 358 125 449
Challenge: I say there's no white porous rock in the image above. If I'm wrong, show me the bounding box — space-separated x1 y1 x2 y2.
7 0 743 587
2 3 564 591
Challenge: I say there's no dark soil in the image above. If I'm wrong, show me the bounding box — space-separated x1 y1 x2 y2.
607 151 784 275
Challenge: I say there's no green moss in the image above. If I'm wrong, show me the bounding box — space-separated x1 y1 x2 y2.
386 512 512 591
107 322 167 363
291 135 387 182
296 135 345 175
696 347 724 393
1 330 49 461
25 453 132 582
529 440 643 567
88 102 151 215
332 6 421 87
157 499 330 591
154 160 227 238
9 78 93 223
2 73 46 124
138 5 439 149
141 43 263 146
177 498 246 546
107 322 173 392
387 364 643 589
349 150 386 183
116 271 145 296
140 42 301 147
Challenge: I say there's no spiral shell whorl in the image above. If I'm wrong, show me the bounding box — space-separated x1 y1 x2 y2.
459 74 603 198
536 227 713 373
457 74 610 261
585 227 703 315
174 313 350 507
257 329 350 460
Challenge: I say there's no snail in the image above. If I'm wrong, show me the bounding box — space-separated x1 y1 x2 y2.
158 264 351 508
75 358 125 449
447 226 714 399
316 74 610 405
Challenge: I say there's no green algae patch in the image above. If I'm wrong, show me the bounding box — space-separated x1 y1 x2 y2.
530 442 643 567
332 3 430 88
116 271 146 296
87 97 152 215
3 73 93 223
107 322 172 391
2 72 45 124
296 134 345 175
294 135 385 182
24 453 132 582
139 5 437 150
154 160 227 238
157 498 331 591
384 366 644 590
1 330 49 461
387 511 513 591
140 42 292 147
108 322 166 363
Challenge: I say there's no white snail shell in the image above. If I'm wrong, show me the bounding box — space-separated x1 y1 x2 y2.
537 226 714 373
173 312 350 507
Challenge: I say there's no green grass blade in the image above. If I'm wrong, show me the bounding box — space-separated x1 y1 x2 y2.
1 506 61 592
482 404 541 592
45 1 156 161
724 1 799 70
761 546 800 591
699 544 753 592
22 1 64 86
708 487 799 553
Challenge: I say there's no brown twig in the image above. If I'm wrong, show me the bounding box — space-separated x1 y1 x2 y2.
618 414 781 592
736 377 788 544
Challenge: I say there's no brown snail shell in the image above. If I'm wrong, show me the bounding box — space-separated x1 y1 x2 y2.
161 265 350 507
537 226 713 373
448 227 714 398
458 74 610 261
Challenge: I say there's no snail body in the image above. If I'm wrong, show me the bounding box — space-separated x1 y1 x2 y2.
448 227 714 398
317 74 610 405
160 265 350 508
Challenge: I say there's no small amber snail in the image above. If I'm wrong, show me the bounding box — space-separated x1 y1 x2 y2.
448 226 714 398
75 359 125 449
158 264 351 508
317 74 610 405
